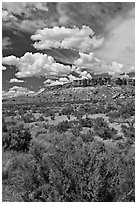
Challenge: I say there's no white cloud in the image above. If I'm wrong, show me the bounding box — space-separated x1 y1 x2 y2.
43 76 73 86
2 52 72 78
75 53 133 76
59 77 69 82
108 61 135 78
2 86 35 98
31 26 104 52
9 78 25 83
68 74 81 82
79 71 92 79
74 52 102 74
74 52 100 66
108 61 124 77
44 79 66 86
2 65 6 70
2 55 19 66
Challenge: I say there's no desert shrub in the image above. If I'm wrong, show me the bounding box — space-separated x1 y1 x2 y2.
58 112 62 116
67 114 70 120
5 108 16 117
83 103 91 112
94 126 117 140
94 105 106 114
73 111 83 120
49 111 55 117
71 125 82 137
50 115 55 120
79 116 94 128
22 114 34 123
2 117 7 132
61 106 74 115
43 122 50 129
2 123 32 152
121 120 135 145
6 135 134 202
2 133 11 149
93 117 108 129
105 103 117 113
88 107 97 115
106 111 120 119
93 117 117 140
39 115 45 121
18 107 25 115
118 100 135 118
56 120 72 133
80 130 94 142
48 125 57 133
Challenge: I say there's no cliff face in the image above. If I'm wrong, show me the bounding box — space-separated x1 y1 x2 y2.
2 75 135 100
64 77 135 88
43 76 135 92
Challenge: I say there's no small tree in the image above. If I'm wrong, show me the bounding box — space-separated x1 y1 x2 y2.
3 124 32 152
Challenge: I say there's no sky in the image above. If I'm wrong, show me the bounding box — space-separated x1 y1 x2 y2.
2 2 135 97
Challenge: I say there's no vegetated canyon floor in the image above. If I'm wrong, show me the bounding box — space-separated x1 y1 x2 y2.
2 84 135 202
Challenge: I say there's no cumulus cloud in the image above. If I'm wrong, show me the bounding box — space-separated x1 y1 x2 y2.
59 77 69 82
108 62 124 77
2 55 19 66
68 74 81 82
79 71 92 79
2 52 72 78
43 76 77 87
74 49 134 76
2 86 35 98
74 52 104 74
74 52 100 67
2 66 6 71
31 26 104 52
107 61 135 78
44 79 67 86
9 78 25 83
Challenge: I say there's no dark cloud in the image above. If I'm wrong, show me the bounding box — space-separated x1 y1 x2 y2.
57 2 134 35
3 2 134 35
